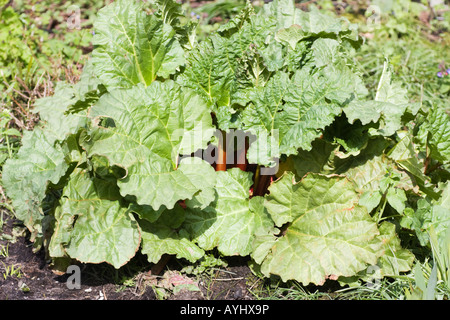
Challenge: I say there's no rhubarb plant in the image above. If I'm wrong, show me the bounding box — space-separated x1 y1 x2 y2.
2 0 449 286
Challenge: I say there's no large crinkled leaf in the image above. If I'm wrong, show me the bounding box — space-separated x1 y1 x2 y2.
216 0 254 35
388 130 439 199
401 182 450 247
339 221 415 286
418 103 450 163
311 38 340 67
255 172 383 285
286 134 388 181
84 81 215 210
241 72 291 166
288 137 414 213
281 65 365 155
183 168 275 256
344 62 412 137
288 139 339 179
49 169 141 268
177 37 233 109
345 100 408 137
388 131 428 180
344 153 412 215
178 156 217 210
260 0 357 37
273 5 360 47
139 206 204 264
33 82 88 144
152 0 184 26
242 63 365 166
376 222 414 276
140 221 204 264
177 7 274 128
49 168 124 259
213 5 274 88
267 1 360 49
33 62 104 144
374 62 409 105
2 127 69 235
92 0 184 89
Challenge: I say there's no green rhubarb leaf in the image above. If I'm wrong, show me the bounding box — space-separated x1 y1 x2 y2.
311 38 340 68
344 62 411 137
376 222 414 276
345 100 408 137
243 63 365 166
139 206 204 264
289 139 338 179
337 142 411 213
33 82 88 144
178 7 275 128
33 62 104 144
84 81 215 210
275 24 305 50
339 221 414 285
216 0 254 35
183 168 275 256
344 156 391 193
2 127 69 235
388 131 438 199
257 172 383 285
92 0 184 89
178 156 217 210
419 103 450 163
140 222 204 264
257 0 301 30
177 37 233 109
50 169 141 268
374 62 409 105
288 137 413 214
241 71 292 166
269 2 360 44
49 166 123 257
153 0 184 26
401 182 450 246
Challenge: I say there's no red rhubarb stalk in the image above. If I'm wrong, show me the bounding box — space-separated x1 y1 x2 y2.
216 133 227 171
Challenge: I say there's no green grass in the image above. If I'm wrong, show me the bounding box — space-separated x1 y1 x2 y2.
247 260 449 300
0 243 8 258
0 0 449 300
346 0 450 104
1 262 22 280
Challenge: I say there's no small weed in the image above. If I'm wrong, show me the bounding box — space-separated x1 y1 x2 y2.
0 108 21 168
1 262 22 280
181 253 228 277
0 243 9 258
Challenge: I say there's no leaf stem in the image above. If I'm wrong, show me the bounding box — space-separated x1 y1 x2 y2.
253 170 271 197
151 254 171 275
216 131 227 171
375 194 388 223
235 137 248 171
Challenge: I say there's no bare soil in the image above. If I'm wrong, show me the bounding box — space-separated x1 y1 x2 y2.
0 218 258 300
